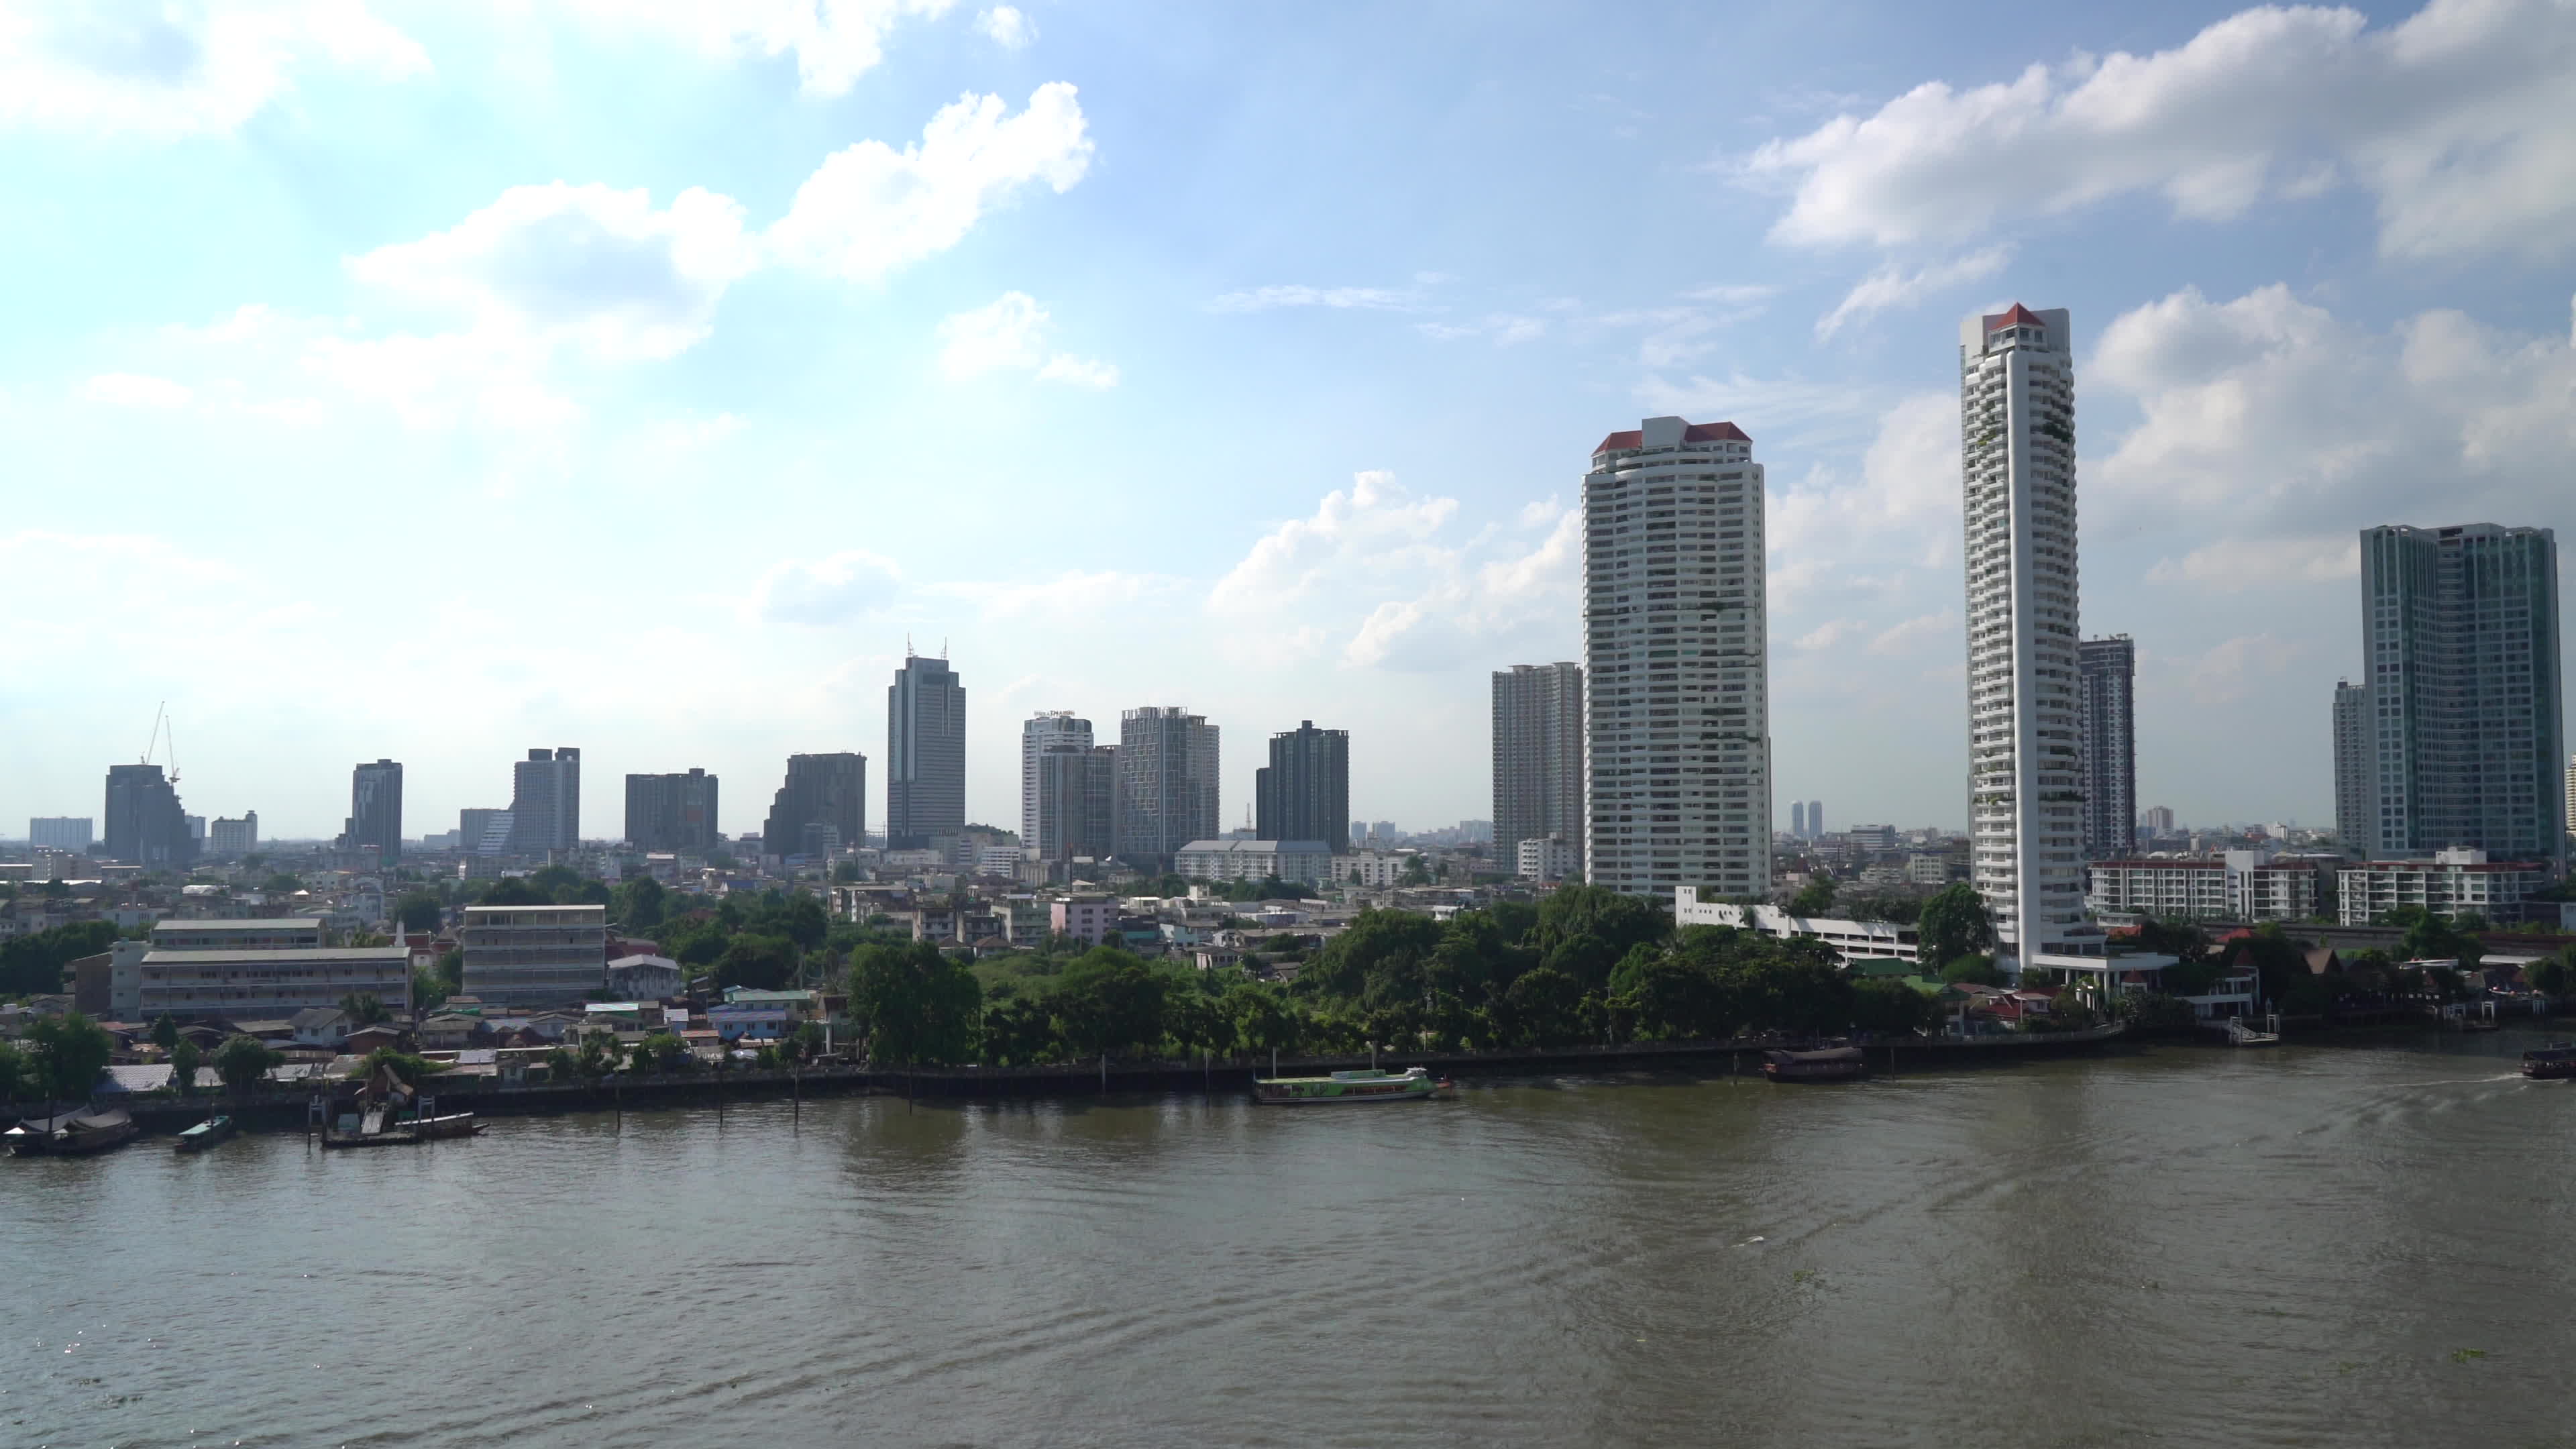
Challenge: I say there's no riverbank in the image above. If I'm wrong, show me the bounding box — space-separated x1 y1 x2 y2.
30 1023 2137 1134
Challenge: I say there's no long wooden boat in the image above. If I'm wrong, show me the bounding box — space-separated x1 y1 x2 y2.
173 1115 236 1152
2521 1042 2576 1080
320 1107 423 1148
6 1108 138 1156
1762 1047 1868 1082
417 1112 484 1140
1252 1066 1450 1104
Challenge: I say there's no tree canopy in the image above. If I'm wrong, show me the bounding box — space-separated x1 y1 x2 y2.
23 1012 114 1104
1918 885 1995 969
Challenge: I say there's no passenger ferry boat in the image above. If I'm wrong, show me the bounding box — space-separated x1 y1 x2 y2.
1252 1066 1451 1105
2520 1042 2576 1080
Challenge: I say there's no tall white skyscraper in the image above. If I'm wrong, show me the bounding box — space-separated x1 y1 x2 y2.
1581 417 1770 899
1021 712 1093 847
1961 305 2083 955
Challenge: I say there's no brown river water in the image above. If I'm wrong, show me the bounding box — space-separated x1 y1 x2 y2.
7 1030 2574 1448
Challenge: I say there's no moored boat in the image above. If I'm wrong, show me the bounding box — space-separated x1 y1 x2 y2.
417 1112 484 1140
1762 1047 1868 1082
1252 1066 1450 1104
6 1108 139 1156
2521 1042 2576 1080
173 1115 235 1152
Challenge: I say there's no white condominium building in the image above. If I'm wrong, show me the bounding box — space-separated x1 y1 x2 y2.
1582 417 1770 900
1961 305 2084 956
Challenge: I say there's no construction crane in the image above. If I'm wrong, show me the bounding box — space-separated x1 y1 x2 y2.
141 701 180 784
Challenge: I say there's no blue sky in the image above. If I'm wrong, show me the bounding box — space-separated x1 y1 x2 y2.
2 0 2570 843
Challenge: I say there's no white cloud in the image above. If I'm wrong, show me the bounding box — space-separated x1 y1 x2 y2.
2184 633 2300 706
566 0 955 97
1762 390 1958 606
962 570 1183 621
2089 284 2576 541
767 83 1093 282
936 291 1117 386
1795 620 1864 651
976 6 1034 48
753 549 904 625
1418 313 1547 347
1207 285 1421 313
2145 535 2359 590
349 182 756 362
1815 246 2009 339
1745 0 2576 260
1868 610 1957 655
83 372 195 409
1210 472 1576 672
0 0 427 137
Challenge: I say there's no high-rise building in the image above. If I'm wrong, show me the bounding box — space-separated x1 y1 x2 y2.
2353 523 2564 862
1581 417 1771 899
1255 721 1350 852
209 812 258 856
762 753 865 860
1021 712 1093 847
347 759 404 863
103 763 195 868
460 808 514 856
888 655 966 849
627 767 722 853
29 817 92 851
1788 801 1806 839
1493 663 1585 877
2567 753 2576 844
1805 800 1823 840
507 747 582 855
2140 805 2176 835
1118 706 1218 869
1034 744 1118 861
2332 680 2373 855
1961 304 2084 953
2076 636 2136 861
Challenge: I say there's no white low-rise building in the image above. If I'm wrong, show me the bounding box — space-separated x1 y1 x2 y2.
1332 851 1410 888
1175 839 1334 885
140 946 411 1022
1673 888 1922 965
1515 835 1578 883
460 904 608 1008
2337 847 2552 925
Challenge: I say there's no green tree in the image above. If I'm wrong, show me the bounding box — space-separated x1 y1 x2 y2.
1788 875 1839 916
638 1031 692 1072
1533 883 1671 967
1918 885 1996 968
2527 953 2574 997
168 1036 203 1096
1297 907 1445 1005
394 891 443 932
212 1034 284 1100
1851 977 1941 1034
1501 965 1589 1048
1940 955 2003 987
848 942 983 1066
1399 854 1434 887
340 992 392 1025
982 996 1060 1065
1608 944 1729 1040
713 933 797 991
0 1041 26 1103
1051 947 1169 1060
0 920 119 997
262 871 304 895
610 877 667 932
24 1012 115 1104
150 1013 180 1055
1226 980 1301 1063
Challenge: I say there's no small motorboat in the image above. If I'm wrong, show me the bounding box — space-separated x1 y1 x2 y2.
2521 1042 2576 1080
173 1115 236 1152
2226 1019 2281 1046
1252 1066 1452 1104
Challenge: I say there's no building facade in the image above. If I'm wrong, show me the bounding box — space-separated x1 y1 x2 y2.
2337 847 2551 925
1118 706 1218 869
1032 743 1117 861
1175 838 1333 885
888 655 966 849
1961 304 2084 955
209 813 258 857
460 903 608 1006
1492 663 1585 879
507 747 582 855
103 762 194 868
1581 417 1771 900
1673 890 1924 966
2332 680 2372 855
627 767 722 853
1516 835 1578 882
29 817 92 851
138 945 411 1022
460 808 514 857
2077 635 2135 861
1021 712 1092 848
1255 721 1350 853
2352 523 2564 863
761 753 865 859
341 759 403 863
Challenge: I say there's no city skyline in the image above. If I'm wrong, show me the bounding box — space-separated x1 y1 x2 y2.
1 0 2570 841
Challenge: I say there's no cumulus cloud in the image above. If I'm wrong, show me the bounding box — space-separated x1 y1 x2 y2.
976 6 1034 48
0 0 427 137
935 292 1117 385
1745 0 2576 260
1211 472 1576 671
349 183 757 361
566 0 955 97
2088 284 2576 543
768 83 1093 282
1764 390 1960 606
2145 535 2359 590
753 549 904 624
1815 246 2009 339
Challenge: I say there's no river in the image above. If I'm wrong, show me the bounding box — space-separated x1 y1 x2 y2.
8 1030 2572 1447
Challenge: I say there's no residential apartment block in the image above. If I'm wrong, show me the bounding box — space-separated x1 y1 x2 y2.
1493 663 1585 879
1256 721 1349 853
460 903 608 1006
138 945 411 1022
2337 847 2552 926
2077 635 2135 860
629 767 722 853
